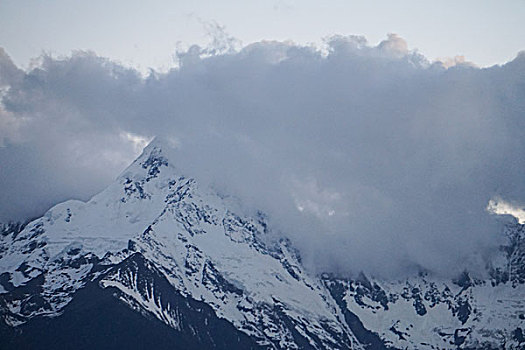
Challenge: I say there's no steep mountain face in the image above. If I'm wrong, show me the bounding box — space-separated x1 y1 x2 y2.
0 252 260 350
1 138 523 349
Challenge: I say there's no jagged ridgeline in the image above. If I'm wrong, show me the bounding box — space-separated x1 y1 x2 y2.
1 138 524 349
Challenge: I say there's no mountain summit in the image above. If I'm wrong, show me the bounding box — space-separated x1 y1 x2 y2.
1 138 524 349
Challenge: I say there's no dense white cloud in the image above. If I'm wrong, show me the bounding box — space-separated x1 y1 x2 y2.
487 198 525 224
1 36 524 278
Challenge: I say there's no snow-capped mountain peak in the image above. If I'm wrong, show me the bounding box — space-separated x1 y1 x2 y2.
0 138 359 349
1 138 523 349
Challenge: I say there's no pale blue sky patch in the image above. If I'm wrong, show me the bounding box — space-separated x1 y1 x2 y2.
0 0 524 71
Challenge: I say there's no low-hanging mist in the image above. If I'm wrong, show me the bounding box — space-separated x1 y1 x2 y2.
1 34 524 278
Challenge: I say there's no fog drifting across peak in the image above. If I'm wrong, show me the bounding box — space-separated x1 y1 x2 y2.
1 35 524 278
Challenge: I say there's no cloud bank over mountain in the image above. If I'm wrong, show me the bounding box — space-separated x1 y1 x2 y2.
1 35 524 277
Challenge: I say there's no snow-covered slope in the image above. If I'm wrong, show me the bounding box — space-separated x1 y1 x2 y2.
1 138 523 349
325 272 524 349
0 138 358 349
323 224 525 349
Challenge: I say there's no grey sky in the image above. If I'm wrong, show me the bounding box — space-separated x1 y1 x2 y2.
0 0 524 71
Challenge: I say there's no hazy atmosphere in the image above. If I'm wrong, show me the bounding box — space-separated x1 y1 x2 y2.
1 1 525 278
